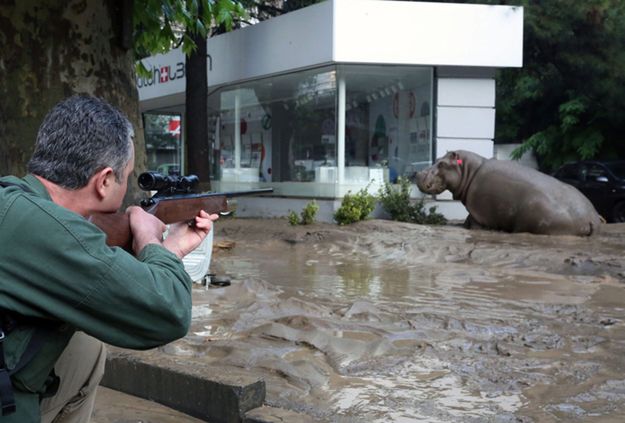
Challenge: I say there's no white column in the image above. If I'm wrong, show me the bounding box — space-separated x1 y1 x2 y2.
436 77 495 160
436 77 495 200
337 75 346 185
234 90 241 172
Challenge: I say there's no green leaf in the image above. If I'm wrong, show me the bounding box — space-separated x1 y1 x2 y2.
181 33 197 55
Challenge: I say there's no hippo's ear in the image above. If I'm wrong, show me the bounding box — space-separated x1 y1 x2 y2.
443 151 459 165
445 151 463 167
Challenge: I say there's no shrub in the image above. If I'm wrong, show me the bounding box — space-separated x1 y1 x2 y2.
300 200 319 225
334 187 376 225
288 210 300 226
288 200 319 225
378 176 413 222
379 177 447 225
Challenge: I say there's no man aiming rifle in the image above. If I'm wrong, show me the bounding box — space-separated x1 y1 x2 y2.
0 95 219 422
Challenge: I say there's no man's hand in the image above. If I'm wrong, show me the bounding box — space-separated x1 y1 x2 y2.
163 210 219 259
127 206 168 254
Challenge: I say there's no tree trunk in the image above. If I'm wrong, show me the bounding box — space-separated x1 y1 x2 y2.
0 0 146 205
185 27 211 190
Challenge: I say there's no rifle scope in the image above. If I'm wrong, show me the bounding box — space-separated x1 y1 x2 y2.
138 172 199 193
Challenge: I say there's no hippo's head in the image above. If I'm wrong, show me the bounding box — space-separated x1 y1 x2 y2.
416 151 464 195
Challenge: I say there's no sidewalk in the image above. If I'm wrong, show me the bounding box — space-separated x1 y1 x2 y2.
92 386 206 423
92 386 317 423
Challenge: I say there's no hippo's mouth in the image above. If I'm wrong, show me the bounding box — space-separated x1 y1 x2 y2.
416 173 445 195
418 184 445 195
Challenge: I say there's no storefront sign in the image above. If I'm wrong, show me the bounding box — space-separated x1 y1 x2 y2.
136 62 186 88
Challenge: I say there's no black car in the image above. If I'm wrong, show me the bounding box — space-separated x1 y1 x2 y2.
553 160 625 222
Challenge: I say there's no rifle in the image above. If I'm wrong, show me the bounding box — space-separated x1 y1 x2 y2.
89 172 273 251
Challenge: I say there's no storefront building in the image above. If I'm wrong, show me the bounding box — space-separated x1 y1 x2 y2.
137 0 523 220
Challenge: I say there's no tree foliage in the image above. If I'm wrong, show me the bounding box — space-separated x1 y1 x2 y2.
497 0 625 170
235 0 322 23
427 0 625 171
133 0 247 59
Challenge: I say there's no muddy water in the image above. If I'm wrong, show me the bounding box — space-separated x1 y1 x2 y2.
163 219 625 422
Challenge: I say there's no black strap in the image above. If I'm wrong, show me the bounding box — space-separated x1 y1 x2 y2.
0 331 15 415
0 322 54 416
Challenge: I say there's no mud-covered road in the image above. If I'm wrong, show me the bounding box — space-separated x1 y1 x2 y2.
163 218 625 422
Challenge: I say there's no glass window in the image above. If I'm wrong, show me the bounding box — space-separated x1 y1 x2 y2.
606 162 625 180
207 64 433 197
208 66 337 191
587 164 608 180
143 113 183 175
556 164 580 180
340 65 433 184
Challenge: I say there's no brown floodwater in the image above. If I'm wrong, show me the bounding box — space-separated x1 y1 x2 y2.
161 219 625 422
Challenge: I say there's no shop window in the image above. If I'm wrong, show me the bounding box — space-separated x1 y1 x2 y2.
340 65 433 184
208 66 337 186
143 113 183 175
207 64 432 196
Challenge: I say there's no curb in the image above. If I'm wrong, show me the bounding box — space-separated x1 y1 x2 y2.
101 349 265 423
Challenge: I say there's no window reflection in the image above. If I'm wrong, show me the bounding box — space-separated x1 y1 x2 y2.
144 113 183 175
342 65 433 184
207 64 433 195
209 66 337 186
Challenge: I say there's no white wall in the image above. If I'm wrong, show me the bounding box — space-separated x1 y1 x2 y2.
494 143 538 169
435 78 496 156
435 77 496 200
334 0 523 67
137 0 524 108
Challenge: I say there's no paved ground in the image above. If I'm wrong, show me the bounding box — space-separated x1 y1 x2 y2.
92 386 205 423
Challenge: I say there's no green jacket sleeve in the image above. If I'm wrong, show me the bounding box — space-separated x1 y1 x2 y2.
0 189 192 350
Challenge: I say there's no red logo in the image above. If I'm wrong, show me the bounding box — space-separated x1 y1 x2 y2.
159 67 169 83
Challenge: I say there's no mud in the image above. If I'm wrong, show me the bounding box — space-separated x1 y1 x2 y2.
162 218 625 422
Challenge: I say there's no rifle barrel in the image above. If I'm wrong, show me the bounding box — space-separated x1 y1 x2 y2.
153 188 273 202
223 188 274 198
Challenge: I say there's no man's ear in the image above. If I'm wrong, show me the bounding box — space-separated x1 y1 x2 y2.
92 167 116 200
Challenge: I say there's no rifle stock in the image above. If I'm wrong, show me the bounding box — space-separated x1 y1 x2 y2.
89 188 273 251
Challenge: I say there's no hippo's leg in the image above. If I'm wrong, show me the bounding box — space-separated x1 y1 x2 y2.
463 214 487 230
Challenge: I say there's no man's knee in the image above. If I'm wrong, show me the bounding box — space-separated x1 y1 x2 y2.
40 333 107 423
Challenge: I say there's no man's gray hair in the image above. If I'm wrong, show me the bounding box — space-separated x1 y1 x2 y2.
27 95 134 189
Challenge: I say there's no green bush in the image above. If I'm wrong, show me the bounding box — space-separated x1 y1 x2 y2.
288 200 319 225
334 187 376 225
379 177 447 225
300 200 319 225
288 210 300 226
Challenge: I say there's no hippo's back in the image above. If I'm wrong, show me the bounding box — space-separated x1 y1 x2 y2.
474 159 601 235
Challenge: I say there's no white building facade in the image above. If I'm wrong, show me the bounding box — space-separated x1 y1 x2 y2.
137 0 524 221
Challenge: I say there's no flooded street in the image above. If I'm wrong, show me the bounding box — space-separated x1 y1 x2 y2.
162 218 625 422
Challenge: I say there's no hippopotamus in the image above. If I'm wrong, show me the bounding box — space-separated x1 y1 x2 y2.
416 150 602 236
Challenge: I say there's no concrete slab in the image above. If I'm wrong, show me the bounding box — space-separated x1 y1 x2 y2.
101 349 265 423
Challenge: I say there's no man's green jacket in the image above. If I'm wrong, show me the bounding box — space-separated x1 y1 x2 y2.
0 174 193 422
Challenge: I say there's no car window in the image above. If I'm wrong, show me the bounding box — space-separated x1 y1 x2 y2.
606 162 625 179
587 164 608 181
557 164 579 180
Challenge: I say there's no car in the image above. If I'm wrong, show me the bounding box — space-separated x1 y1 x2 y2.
155 163 180 176
553 160 625 223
